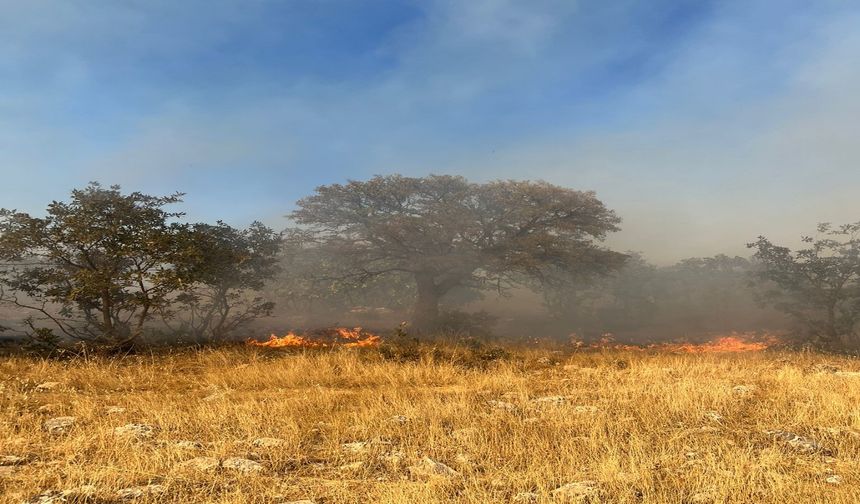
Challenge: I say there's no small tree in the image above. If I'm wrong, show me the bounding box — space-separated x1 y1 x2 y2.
748 223 860 348
290 174 626 330
0 183 194 350
167 221 282 340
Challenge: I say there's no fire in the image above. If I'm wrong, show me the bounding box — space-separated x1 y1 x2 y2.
668 335 772 353
247 327 381 349
572 331 779 353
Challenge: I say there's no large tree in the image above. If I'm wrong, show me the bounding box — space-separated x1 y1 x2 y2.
289 174 625 330
748 223 860 348
0 183 196 349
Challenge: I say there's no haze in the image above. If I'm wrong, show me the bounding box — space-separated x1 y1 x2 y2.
2 1 859 264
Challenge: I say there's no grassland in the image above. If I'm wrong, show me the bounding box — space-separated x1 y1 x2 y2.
1 345 859 503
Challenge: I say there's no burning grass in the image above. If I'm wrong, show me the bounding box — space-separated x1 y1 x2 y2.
246 327 382 349
572 331 780 353
2 342 859 503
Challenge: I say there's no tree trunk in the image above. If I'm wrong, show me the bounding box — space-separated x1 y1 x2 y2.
412 272 441 332
100 289 114 340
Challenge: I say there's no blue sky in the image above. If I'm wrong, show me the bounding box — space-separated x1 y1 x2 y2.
1 0 859 263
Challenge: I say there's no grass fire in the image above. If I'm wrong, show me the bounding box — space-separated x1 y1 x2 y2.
3 4 860 501
247 327 382 349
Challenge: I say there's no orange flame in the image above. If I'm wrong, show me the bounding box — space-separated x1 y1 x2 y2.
572 331 778 353
247 327 381 349
668 335 772 353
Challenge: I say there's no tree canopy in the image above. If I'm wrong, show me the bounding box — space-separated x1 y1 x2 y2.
0 183 279 350
0 183 192 348
289 174 626 329
748 222 860 348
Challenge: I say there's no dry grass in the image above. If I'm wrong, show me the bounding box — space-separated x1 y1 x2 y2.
1 345 859 503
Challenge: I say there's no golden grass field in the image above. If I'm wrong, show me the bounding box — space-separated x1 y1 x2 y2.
1 345 859 503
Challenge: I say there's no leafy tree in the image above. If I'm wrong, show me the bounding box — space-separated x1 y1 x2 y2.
0 183 194 349
289 174 625 330
748 223 860 348
165 221 282 340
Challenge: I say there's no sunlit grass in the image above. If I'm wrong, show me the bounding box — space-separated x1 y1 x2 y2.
1 346 859 503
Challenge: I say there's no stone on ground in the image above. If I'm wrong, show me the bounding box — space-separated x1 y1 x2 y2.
175 440 204 450
551 480 599 502
704 410 724 422
23 486 97 504
114 423 156 439
43 416 76 435
407 457 459 480
531 395 568 406
0 454 27 465
222 457 263 473
180 456 220 471
513 492 539 503
765 430 830 455
35 382 62 392
116 484 167 500
488 400 518 412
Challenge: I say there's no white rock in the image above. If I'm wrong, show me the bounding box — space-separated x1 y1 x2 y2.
551 481 599 500
35 382 62 392
380 450 405 467
338 461 365 471
341 441 370 453
731 385 755 395
114 423 155 439
116 484 166 500
407 457 459 480
180 456 220 471
488 400 518 412
0 455 27 465
43 416 76 434
22 490 67 504
704 411 724 422
826 475 842 485
530 395 568 406
765 430 830 454
513 492 539 503
389 415 408 424
835 371 860 378
222 457 263 473
175 440 204 450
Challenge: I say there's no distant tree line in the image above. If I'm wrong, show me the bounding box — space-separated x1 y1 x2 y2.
1 176 859 352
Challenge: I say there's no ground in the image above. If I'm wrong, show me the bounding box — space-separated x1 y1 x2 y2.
1 346 859 503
